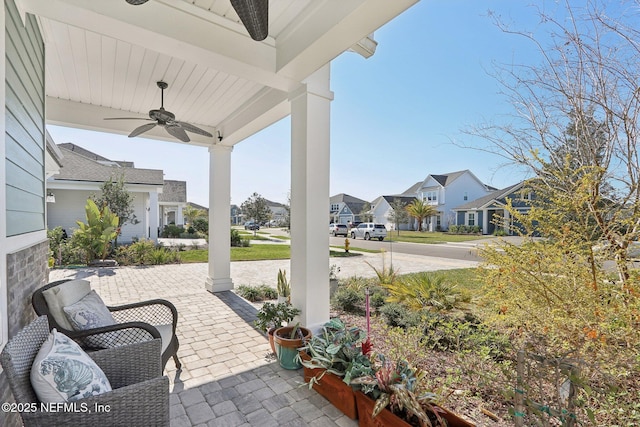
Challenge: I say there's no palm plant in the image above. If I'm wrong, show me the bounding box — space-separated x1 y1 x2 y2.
384 272 469 312
406 199 437 232
74 199 119 261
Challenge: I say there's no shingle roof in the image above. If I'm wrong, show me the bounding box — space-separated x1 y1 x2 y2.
330 193 368 214
159 180 187 203
381 195 417 205
453 182 523 210
54 144 164 185
400 181 422 195
428 170 467 186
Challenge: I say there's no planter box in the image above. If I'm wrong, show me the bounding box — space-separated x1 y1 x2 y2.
302 356 357 419
354 391 475 427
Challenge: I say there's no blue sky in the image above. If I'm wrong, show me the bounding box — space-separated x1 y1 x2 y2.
48 1 546 207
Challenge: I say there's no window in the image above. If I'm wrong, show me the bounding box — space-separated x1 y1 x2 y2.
424 191 438 203
463 192 468 201
468 212 475 226
331 204 340 211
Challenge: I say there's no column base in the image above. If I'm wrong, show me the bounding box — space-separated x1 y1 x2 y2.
205 277 234 293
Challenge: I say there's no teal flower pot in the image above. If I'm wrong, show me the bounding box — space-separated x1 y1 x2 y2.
273 326 311 370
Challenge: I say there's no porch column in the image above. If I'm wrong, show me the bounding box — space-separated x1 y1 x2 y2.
149 191 159 241
176 206 184 226
206 144 234 292
482 209 489 235
289 64 334 331
504 210 511 235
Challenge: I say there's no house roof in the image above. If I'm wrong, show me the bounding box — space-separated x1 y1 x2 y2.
430 170 466 186
400 181 422 195
381 195 417 205
189 202 209 211
453 182 524 211
53 144 164 186
264 199 286 208
159 180 187 203
330 193 368 214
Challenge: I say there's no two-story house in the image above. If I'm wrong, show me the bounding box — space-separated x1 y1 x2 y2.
415 170 495 231
370 195 417 231
330 193 369 225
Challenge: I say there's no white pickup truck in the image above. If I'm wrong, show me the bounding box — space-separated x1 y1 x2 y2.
350 223 387 241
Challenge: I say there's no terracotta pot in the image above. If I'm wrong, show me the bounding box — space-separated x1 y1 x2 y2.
301 352 357 419
267 327 276 354
354 391 475 427
273 326 312 370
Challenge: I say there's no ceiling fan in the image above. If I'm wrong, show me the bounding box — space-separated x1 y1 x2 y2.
125 0 268 41
105 81 213 143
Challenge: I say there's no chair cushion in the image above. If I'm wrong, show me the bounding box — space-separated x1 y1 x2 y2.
154 324 173 354
42 280 92 330
31 329 112 403
63 290 117 348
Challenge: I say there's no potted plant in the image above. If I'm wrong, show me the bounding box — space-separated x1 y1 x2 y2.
273 323 312 370
255 302 300 354
277 268 291 303
351 354 475 427
298 318 370 419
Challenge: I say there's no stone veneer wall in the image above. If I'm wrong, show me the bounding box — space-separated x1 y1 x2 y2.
0 240 50 427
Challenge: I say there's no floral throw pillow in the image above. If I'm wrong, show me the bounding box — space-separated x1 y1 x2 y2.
31 329 112 403
63 290 117 348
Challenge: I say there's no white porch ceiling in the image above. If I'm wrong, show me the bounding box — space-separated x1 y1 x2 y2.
17 0 418 147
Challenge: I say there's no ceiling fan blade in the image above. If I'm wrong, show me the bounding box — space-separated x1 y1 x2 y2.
231 0 268 41
104 117 154 121
129 122 157 138
165 125 190 142
125 0 149 5
174 121 213 137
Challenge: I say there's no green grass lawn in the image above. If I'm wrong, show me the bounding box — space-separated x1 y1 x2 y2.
431 267 484 294
179 245 367 263
386 231 487 244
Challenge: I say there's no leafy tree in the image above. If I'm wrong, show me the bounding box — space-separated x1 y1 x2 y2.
405 199 436 232
73 199 119 262
466 3 640 423
359 202 373 222
241 192 270 234
386 198 410 235
91 174 138 245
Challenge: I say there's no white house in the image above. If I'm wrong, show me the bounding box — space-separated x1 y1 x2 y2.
47 143 164 243
370 195 416 231
159 180 187 228
415 170 495 231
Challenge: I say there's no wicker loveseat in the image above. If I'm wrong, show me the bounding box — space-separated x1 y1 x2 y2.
0 316 169 426
32 279 181 371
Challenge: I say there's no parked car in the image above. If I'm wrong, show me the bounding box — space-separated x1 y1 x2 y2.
244 221 260 230
350 222 387 241
329 223 348 237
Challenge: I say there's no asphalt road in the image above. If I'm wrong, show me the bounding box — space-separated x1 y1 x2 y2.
329 234 490 262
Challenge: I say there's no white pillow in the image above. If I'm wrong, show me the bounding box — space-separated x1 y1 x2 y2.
31 329 112 403
42 280 92 330
63 290 117 348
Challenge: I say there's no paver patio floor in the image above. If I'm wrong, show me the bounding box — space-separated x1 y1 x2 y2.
49 263 359 427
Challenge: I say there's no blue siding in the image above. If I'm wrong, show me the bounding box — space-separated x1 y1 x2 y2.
5 3 45 236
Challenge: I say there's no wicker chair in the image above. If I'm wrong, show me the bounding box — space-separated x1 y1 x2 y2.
0 316 169 426
32 279 181 371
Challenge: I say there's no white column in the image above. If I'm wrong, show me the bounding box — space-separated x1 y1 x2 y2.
149 191 159 241
206 144 234 292
482 209 489 235
290 64 334 331
177 205 185 226
504 210 511 235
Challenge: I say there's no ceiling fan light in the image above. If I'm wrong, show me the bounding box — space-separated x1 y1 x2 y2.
231 0 268 41
125 0 149 5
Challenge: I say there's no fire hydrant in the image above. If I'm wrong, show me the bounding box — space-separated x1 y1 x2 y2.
344 238 350 253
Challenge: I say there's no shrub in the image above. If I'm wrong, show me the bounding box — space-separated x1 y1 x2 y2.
379 303 423 329
231 229 249 247
236 285 263 302
257 284 278 300
331 287 365 314
192 218 208 234
384 272 470 312
162 224 183 238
